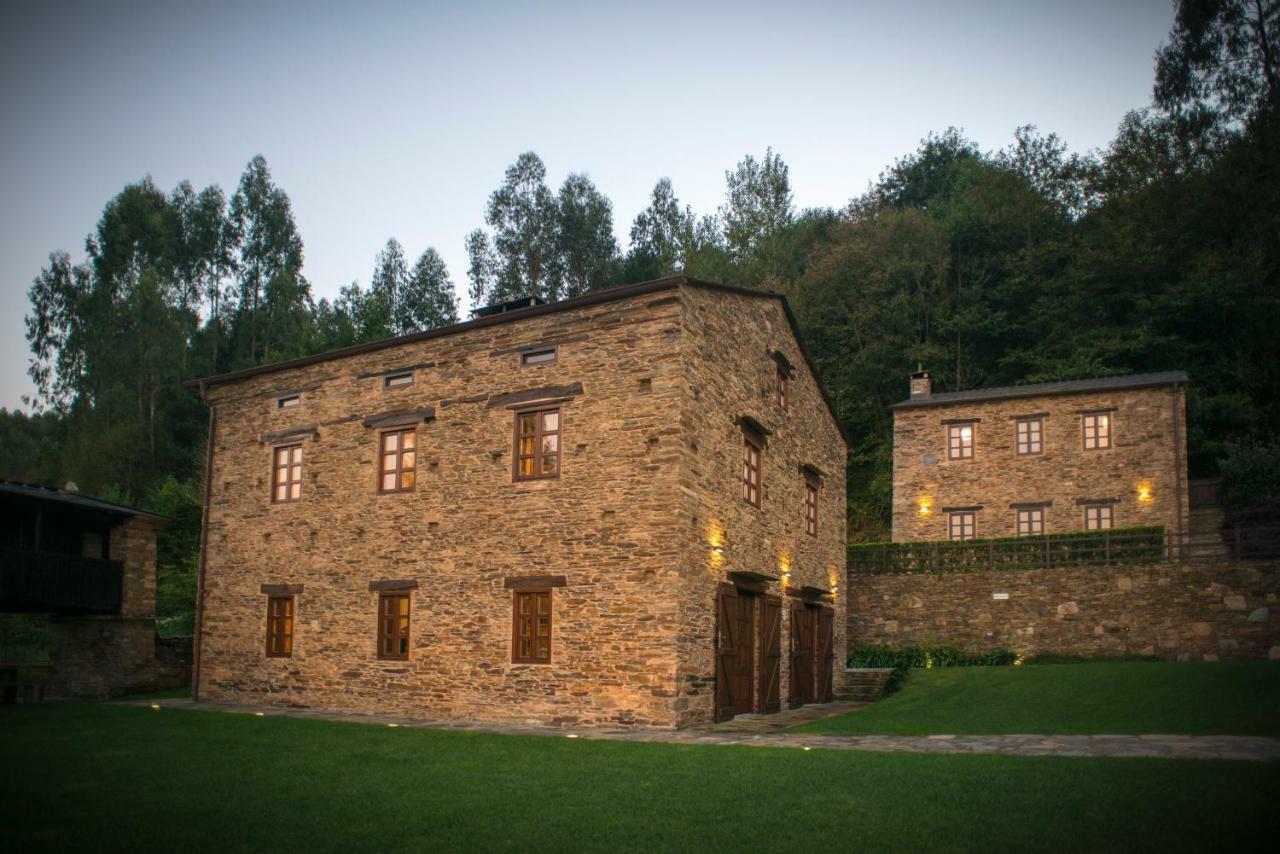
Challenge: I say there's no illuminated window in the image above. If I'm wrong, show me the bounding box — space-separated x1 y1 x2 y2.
379 429 416 493
266 595 294 657
384 371 413 388
804 476 818 537
512 590 553 663
948 424 975 460
1084 504 1114 530
514 408 560 480
948 511 976 541
521 347 557 366
742 431 763 507
1016 418 1043 455
1083 413 1111 450
272 444 303 503
1016 508 1044 536
377 592 411 660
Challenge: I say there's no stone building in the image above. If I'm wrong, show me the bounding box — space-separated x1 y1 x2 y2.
189 276 847 728
890 371 1189 543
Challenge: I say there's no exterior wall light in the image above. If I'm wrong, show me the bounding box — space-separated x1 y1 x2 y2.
917 498 933 516
1137 484 1153 502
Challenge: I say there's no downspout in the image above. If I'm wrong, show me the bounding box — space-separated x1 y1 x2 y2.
1170 383 1186 555
191 382 216 701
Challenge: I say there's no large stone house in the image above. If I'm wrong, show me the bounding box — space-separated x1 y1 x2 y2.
890 370 1189 543
189 276 847 728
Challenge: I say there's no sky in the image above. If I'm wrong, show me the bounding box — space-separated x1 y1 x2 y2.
0 0 1176 410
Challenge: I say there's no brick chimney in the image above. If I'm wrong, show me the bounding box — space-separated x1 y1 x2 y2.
910 370 931 400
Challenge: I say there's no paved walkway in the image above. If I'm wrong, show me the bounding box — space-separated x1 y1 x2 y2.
130 698 1280 763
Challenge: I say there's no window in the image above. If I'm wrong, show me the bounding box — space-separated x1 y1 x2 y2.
277 394 300 410
1016 508 1044 536
1082 413 1111 450
377 593 411 659
742 431 762 507
514 408 561 480
947 424 975 460
272 444 303 503
776 362 789 410
804 478 818 537
384 371 413 388
948 511 976 541
521 347 557 366
1016 418 1043 455
266 595 294 657
379 429 416 493
1084 504 1114 530
512 590 552 663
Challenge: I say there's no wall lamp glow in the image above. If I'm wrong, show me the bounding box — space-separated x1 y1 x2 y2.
1137 484 1153 502
917 498 933 516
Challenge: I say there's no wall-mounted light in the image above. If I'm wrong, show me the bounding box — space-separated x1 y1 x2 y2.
1137 484 1153 503
917 498 933 516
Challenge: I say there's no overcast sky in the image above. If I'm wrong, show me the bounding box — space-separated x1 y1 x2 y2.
0 0 1175 410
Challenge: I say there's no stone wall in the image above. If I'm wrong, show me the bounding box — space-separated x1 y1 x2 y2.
675 287 848 725
848 560 1279 661
892 384 1188 542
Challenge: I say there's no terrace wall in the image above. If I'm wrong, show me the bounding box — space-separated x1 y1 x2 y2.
847 559 1279 661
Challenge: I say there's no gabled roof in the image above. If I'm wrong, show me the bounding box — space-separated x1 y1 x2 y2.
0 481 167 522
185 275 849 447
889 370 1189 410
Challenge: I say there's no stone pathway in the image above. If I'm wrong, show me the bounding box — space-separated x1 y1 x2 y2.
127 698 1280 763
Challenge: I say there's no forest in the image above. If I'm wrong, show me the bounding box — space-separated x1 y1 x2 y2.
1 1 1277 632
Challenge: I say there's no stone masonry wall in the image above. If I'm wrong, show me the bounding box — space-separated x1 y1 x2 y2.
674 287 848 725
198 289 689 727
848 560 1279 661
892 385 1188 542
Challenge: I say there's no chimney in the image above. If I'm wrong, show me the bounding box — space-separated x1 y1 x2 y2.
909 370 931 400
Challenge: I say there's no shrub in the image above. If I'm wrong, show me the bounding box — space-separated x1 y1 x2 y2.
848 643 1018 669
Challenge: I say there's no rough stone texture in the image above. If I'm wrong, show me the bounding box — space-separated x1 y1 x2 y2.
848 560 1279 660
892 385 1189 541
45 516 185 697
196 282 847 729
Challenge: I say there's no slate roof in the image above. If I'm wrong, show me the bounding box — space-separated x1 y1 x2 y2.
889 370 1189 410
0 481 167 521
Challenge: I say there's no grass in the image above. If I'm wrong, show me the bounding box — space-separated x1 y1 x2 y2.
1 702 1277 852
797 661 1280 736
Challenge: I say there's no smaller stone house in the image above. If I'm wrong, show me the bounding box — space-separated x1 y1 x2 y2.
890 371 1189 543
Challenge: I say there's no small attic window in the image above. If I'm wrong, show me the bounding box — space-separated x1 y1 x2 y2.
384 371 414 389
521 348 557 367
277 394 300 410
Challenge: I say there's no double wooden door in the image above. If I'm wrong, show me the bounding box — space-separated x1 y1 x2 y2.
715 584 783 721
790 603 834 707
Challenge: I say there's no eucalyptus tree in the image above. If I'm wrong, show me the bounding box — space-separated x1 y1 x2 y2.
555 173 617 296
403 247 459 330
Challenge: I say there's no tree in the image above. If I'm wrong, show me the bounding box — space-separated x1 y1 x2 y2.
626 178 693 280
1154 0 1280 136
464 228 498 306
555 173 618 296
403 248 459 330
720 148 794 266
370 238 409 335
482 152 560 302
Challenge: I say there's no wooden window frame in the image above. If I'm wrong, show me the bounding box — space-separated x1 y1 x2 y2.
1084 504 1114 530
271 443 304 503
513 406 561 481
520 347 557 367
776 361 789 411
804 477 818 537
742 430 763 508
376 592 411 660
377 428 417 493
1015 417 1044 455
1082 412 1112 450
383 371 414 389
512 589 553 664
266 594 294 658
947 423 975 460
1016 507 1044 536
948 510 976 541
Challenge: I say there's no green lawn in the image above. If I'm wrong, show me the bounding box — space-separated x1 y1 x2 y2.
1 703 1277 852
796 661 1280 736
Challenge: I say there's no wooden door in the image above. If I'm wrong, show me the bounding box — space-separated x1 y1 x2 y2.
791 604 817 707
759 595 782 714
817 606 835 703
788 602 805 708
715 584 756 720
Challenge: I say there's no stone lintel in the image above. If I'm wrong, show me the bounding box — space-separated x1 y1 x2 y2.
504 575 568 589
362 407 436 428
368 580 420 592
486 383 584 409
260 583 304 595
260 425 318 445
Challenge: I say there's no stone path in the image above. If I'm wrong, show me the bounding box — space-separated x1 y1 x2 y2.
128 698 1280 763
